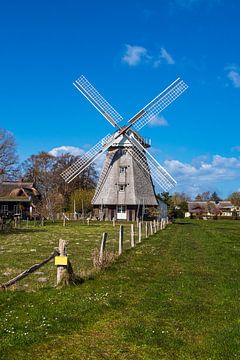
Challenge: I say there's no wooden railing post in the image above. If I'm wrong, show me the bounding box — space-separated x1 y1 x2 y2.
150 221 153 235
56 239 69 286
130 224 135 248
138 221 142 243
99 232 108 264
153 220 157 234
119 225 124 255
145 222 148 239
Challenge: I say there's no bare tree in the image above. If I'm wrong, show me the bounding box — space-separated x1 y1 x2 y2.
0 128 18 179
21 151 97 219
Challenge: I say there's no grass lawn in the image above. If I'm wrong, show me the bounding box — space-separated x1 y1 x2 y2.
0 219 239 359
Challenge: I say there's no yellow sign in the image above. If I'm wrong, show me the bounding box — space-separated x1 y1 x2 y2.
55 256 68 266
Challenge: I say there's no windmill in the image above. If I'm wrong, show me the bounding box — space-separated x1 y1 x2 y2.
61 75 188 220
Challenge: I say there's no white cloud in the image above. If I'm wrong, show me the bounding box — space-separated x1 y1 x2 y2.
148 115 169 127
122 45 148 66
122 45 175 68
153 48 175 68
227 69 240 88
160 48 175 65
49 146 84 157
162 154 240 197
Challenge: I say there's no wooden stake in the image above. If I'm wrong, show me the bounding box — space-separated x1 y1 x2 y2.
56 239 68 286
130 224 135 247
145 222 148 239
112 217 116 227
138 221 142 243
99 232 108 263
119 225 124 255
153 220 157 234
150 221 153 235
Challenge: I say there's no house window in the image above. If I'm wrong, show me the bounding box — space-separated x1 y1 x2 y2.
13 205 20 214
2 205 8 214
119 166 127 174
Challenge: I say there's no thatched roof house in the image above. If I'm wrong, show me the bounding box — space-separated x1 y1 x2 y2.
0 181 40 219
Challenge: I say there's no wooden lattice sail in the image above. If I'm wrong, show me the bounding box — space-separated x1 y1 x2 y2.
61 75 188 220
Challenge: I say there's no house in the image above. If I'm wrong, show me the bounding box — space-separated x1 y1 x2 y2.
0 181 40 219
187 201 234 218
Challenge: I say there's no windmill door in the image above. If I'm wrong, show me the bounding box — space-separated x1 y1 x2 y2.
117 205 127 220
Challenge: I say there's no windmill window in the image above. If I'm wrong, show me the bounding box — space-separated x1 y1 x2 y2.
119 166 127 174
119 185 126 191
117 205 126 213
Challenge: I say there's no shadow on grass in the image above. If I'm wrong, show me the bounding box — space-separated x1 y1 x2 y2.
173 221 198 226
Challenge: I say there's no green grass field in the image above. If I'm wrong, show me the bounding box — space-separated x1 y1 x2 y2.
0 219 239 359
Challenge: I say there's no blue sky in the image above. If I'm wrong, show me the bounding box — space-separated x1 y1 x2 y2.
1 0 240 198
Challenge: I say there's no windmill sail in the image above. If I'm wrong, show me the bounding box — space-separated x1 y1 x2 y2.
61 133 116 183
74 75 123 128
128 78 188 131
126 133 176 191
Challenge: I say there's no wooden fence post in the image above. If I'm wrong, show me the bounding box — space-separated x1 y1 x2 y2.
156 220 159 231
153 220 157 234
160 219 163 230
145 222 148 239
112 217 116 227
119 225 124 255
87 218 90 226
56 239 69 286
138 221 142 243
130 224 135 248
99 232 108 264
150 221 153 235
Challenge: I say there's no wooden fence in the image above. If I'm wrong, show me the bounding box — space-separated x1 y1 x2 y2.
0 218 168 290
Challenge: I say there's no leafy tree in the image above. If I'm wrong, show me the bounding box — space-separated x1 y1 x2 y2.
69 189 95 216
0 128 18 179
157 192 172 207
228 192 240 206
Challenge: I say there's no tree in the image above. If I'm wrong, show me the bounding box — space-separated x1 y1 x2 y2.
228 192 240 206
195 191 211 201
21 151 97 219
70 189 95 216
169 192 190 219
210 191 222 203
157 192 172 207
195 194 203 201
0 128 18 179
